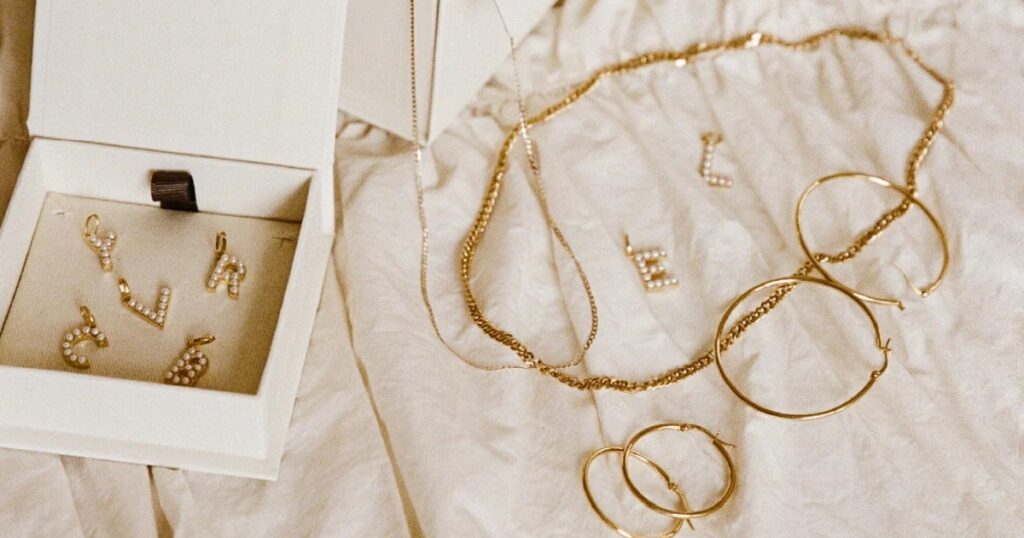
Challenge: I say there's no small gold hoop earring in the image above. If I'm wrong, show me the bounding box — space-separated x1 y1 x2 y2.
713 276 891 420
582 446 694 538
795 172 949 309
620 423 737 521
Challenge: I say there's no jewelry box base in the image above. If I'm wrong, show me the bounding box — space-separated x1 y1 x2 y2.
0 137 334 479
0 192 298 394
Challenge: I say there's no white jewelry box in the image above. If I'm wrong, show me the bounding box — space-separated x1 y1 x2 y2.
0 0 348 480
338 0 556 142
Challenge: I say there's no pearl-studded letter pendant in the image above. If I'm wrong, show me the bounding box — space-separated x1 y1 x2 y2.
625 235 679 291
60 306 108 369
82 214 117 271
207 231 247 299
164 335 214 387
699 132 733 188
119 278 171 328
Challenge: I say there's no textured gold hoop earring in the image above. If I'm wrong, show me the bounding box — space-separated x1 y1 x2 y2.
795 172 950 309
582 446 694 538
713 276 891 420
620 423 736 521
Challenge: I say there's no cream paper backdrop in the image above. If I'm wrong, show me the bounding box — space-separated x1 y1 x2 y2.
2 0 1023 536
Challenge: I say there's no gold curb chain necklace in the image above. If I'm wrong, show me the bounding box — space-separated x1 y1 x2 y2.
409 4 954 392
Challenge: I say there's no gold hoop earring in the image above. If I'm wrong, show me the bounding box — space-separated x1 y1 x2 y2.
795 172 949 309
713 276 891 420
582 446 694 538
620 423 737 521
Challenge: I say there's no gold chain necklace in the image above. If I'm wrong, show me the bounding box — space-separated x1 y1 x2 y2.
412 16 953 389
409 0 598 371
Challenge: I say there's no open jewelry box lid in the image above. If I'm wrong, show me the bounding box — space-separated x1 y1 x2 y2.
339 0 556 142
28 0 346 170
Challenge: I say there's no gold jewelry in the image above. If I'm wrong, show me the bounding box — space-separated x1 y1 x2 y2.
582 446 695 538
620 423 736 520
795 172 950 309
82 214 116 272
713 275 891 420
406 0 597 371
118 278 171 328
60 306 108 369
699 133 732 188
625 235 679 291
446 28 953 392
206 231 247 299
164 335 214 386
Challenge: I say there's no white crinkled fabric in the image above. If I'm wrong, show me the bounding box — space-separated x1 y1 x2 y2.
1 0 1022 536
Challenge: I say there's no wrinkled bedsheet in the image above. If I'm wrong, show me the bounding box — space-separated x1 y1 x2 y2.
2 1 1022 536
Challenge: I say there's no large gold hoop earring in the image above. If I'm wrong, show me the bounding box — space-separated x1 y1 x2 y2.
582 446 694 538
713 276 891 420
795 172 949 309
620 423 737 521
